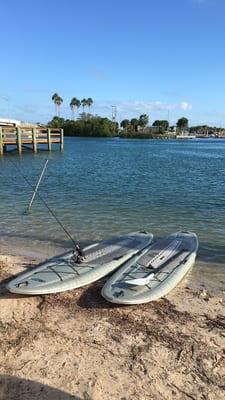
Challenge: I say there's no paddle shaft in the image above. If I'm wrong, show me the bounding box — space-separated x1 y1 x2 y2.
8 158 83 255
27 159 49 213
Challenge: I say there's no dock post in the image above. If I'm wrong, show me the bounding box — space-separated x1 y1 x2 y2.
60 128 64 151
16 127 22 155
0 127 3 156
47 128 52 151
32 128 37 153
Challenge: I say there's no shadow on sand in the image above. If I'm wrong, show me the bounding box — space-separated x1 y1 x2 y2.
77 279 117 310
0 275 33 300
0 375 87 400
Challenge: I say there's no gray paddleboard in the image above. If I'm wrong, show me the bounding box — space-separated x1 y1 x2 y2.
101 231 198 304
7 231 153 295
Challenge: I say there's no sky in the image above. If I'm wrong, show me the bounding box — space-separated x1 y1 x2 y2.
0 0 225 126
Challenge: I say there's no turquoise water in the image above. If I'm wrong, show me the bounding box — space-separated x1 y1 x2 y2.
0 137 225 267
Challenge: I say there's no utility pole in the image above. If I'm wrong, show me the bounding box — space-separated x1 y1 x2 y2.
167 110 170 127
111 105 117 135
111 105 117 121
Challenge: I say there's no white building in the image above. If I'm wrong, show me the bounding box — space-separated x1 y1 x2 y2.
0 118 22 127
0 118 40 127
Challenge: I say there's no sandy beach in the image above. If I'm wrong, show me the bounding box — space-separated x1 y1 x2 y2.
0 242 225 400
1 0 225 396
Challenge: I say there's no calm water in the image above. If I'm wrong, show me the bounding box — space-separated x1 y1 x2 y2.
0 137 225 271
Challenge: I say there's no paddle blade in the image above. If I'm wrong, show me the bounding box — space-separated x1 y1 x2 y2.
125 273 155 286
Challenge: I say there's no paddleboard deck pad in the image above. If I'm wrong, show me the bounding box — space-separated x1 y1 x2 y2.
7 231 153 295
101 231 198 304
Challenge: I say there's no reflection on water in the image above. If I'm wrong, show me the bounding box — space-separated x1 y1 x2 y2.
0 137 225 270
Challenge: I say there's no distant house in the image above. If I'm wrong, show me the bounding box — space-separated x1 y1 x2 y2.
0 118 22 127
141 126 164 134
180 127 190 136
176 127 196 139
169 126 177 133
0 118 41 128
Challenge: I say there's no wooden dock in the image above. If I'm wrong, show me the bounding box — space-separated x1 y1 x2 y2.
0 126 64 156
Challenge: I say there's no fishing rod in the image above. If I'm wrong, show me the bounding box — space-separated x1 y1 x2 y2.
26 159 49 214
8 158 84 261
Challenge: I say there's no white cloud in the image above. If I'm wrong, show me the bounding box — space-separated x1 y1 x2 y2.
180 102 192 111
94 100 192 118
0 96 192 124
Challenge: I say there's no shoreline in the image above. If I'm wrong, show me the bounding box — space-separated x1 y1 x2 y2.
0 233 224 293
0 245 225 399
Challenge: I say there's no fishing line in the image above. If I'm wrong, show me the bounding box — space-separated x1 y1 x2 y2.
26 159 49 213
7 157 84 258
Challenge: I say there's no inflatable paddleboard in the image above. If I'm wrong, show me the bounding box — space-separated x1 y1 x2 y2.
101 231 198 304
7 231 153 295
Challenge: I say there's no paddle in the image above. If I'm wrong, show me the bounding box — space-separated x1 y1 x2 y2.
124 239 182 286
124 250 191 286
26 159 49 213
125 272 155 286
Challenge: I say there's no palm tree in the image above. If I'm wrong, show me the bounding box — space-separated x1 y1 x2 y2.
130 118 139 132
52 93 63 117
52 93 59 116
56 95 63 117
70 98 76 120
120 119 130 130
177 117 188 129
74 98 81 117
86 97 93 113
81 98 87 112
70 98 81 120
139 114 149 129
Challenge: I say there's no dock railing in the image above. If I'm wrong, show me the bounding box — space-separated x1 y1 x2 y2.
0 126 64 156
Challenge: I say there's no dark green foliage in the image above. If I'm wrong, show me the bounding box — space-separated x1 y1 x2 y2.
130 118 139 132
177 117 188 129
120 114 149 133
120 119 130 129
139 114 149 128
48 116 65 128
189 125 224 136
152 120 169 130
48 115 118 137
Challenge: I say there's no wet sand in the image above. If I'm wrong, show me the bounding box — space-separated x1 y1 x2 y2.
0 239 224 400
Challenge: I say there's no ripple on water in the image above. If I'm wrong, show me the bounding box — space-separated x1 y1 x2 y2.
0 138 225 274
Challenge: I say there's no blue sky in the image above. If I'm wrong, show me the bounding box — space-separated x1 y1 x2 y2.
0 0 225 126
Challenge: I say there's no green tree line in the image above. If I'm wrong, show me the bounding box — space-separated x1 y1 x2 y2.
50 93 191 138
49 114 118 137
